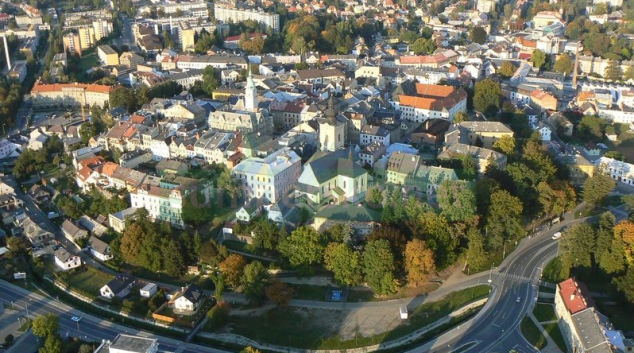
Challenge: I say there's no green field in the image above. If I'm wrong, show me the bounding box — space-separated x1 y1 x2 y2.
542 322 567 352
520 316 547 349
64 267 114 299
533 303 557 322
218 285 490 350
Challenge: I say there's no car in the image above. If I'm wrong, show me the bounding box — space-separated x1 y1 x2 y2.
516 297 521 303
71 316 81 322
552 232 562 240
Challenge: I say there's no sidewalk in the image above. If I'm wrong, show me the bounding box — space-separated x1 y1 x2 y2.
526 311 565 353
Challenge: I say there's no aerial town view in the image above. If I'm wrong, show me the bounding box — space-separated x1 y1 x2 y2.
0 0 634 351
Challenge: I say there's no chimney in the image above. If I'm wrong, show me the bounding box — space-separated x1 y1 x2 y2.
570 294 575 301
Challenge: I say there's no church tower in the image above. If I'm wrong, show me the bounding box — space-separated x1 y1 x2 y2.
245 65 258 111
319 93 346 152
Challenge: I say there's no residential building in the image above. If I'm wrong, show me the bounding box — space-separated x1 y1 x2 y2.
531 89 558 110
392 82 467 123
359 142 387 168
100 277 135 299
63 33 82 56
298 148 368 205
130 185 187 228
533 11 563 29
54 248 81 271
235 198 261 222
385 151 421 185
119 52 144 69
596 157 634 186
97 45 119 66
61 219 88 244
313 204 381 236
405 165 457 195
438 143 507 175
170 284 204 312
30 82 112 108
267 197 296 224
108 207 140 233
360 125 391 147
558 155 595 186
88 236 112 261
213 4 280 32
232 147 301 203
454 121 514 149
140 283 158 298
94 334 158 353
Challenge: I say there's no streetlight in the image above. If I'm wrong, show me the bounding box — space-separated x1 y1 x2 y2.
503 239 508 259
76 319 81 334
488 265 494 294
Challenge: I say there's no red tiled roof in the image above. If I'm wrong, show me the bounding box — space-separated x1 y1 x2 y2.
31 82 113 94
558 278 593 315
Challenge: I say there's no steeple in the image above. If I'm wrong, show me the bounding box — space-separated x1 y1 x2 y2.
326 93 336 125
245 64 258 111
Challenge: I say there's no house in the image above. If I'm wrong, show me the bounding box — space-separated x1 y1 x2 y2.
267 197 295 224
100 277 135 299
88 236 112 262
531 89 558 111
54 248 81 271
61 219 88 244
359 142 387 168
297 148 368 205
108 207 140 233
313 204 381 236
596 157 634 186
155 159 189 176
0 194 24 211
235 198 262 222
548 113 574 137
360 125 391 147
140 283 158 298
27 185 52 205
392 82 468 123
452 121 514 149
93 334 158 353
171 284 204 312
535 123 552 142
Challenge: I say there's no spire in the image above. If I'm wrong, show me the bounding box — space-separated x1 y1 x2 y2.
326 92 336 125
245 63 258 111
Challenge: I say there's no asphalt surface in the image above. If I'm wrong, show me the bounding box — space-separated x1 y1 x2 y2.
0 282 228 353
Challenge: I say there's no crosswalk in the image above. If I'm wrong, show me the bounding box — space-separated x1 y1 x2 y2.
498 273 532 283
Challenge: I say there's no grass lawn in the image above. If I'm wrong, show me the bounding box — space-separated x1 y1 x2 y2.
466 242 517 274
542 257 567 284
219 285 490 350
64 267 114 299
601 195 623 207
291 284 329 301
542 322 567 352
520 316 547 349
533 303 557 322
130 266 199 287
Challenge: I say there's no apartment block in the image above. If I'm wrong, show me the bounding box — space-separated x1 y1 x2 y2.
214 4 280 32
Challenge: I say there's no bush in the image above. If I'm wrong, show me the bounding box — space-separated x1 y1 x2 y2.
205 303 230 331
5 334 14 345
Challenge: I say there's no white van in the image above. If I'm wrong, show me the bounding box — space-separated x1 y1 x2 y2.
552 232 562 240
400 306 408 320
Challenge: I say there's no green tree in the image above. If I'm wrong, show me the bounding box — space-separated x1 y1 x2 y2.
162 240 186 277
615 267 634 302
323 242 363 286
412 37 436 55
624 66 634 82
39 335 62 353
241 261 269 304
32 313 60 338
466 229 488 271
486 190 525 249
554 53 574 75
493 135 516 155
469 26 487 44
474 78 502 117
436 180 476 222
559 223 596 270
182 191 215 226
201 66 219 96
278 226 325 269
363 239 397 295
251 219 283 252
109 86 137 112
530 49 547 70
605 60 623 81
498 61 516 78
582 171 615 204
453 111 467 124
461 154 477 179
604 151 625 161
217 167 242 202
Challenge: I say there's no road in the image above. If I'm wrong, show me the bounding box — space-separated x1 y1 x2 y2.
0 282 229 353
406 209 624 353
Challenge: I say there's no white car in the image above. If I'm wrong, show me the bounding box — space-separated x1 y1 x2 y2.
516 297 521 303
71 316 82 322
552 232 562 240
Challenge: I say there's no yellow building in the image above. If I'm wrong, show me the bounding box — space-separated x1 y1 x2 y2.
457 121 514 149
63 33 82 56
31 81 113 108
97 45 119 66
179 23 196 52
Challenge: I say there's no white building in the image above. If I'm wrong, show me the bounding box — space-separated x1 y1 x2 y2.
88 236 112 262
140 283 158 298
94 334 158 353
54 248 81 271
232 147 301 203
213 5 280 32
596 156 634 186
129 185 186 228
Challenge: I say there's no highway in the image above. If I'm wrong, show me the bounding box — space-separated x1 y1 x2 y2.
0 282 229 353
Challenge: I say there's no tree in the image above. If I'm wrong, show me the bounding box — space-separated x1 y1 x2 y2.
604 151 625 161
605 60 623 81
474 78 502 117
39 335 62 353
241 348 263 353
453 111 467 124
363 239 397 295
404 239 436 286
4 334 14 346
368 226 408 268
162 240 186 277
469 26 487 44
625 66 634 82
32 313 60 338
559 223 596 269
265 280 295 307
323 243 363 286
219 254 248 288
615 267 634 302
466 229 488 271
181 191 214 226
201 66 219 96
278 226 325 269
217 167 242 203
109 86 137 112
493 135 516 155
498 61 516 78
412 37 436 55
241 261 269 303
436 180 476 222
486 190 525 249
554 53 574 75
582 171 615 204
199 239 227 266
614 221 634 264
530 49 547 70
251 219 283 252
461 154 477 179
